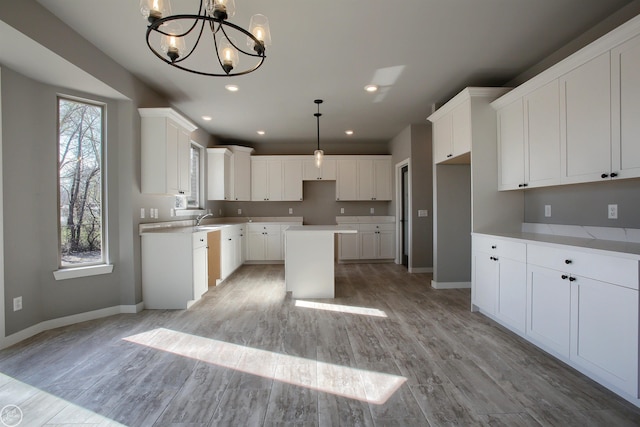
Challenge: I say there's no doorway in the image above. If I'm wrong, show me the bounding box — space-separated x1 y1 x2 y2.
401 165 409 267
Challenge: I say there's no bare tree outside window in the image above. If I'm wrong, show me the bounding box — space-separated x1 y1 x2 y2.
58 98 104 266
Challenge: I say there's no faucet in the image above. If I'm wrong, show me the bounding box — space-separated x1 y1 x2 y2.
195 213 214 226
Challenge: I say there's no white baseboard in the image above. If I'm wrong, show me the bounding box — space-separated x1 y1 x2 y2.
1 303 144 350
431 280 471 289
409 267 433 273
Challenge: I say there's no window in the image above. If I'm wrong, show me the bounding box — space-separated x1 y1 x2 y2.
57 97 105 267
186 143 202 208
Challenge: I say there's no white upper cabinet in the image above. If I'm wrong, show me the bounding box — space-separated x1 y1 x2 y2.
560 52 611 184
525 80 561 187
612 33 640 180
336 158 358 201
303 157 336 180
282 159 303 201
207 146 254 201
139 108 197 195
497 99 525 190
251 157 283 201
432 98 472 164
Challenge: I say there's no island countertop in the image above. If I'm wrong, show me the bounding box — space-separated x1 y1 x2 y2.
285 225 357 233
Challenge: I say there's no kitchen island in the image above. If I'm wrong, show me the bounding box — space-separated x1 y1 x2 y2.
284 225 357 298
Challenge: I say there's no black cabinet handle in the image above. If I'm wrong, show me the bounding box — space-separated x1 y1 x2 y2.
523 183 528 187
565 259 572 264
561 274 568 280
446 154 453 158
611 172 618 178
518 184 524 188
491 245 497 249
569 277 577 282
601 173 609 179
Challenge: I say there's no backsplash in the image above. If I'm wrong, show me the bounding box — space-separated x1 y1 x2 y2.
522 222 640 244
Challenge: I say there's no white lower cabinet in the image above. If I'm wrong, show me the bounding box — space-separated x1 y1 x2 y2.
141 231 209 309
338 225 359 260
337 218 395 261
472 232 640 405
220 225 244 281
247 224 283 261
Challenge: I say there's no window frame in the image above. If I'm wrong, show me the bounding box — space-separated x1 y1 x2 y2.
55 95 109 274
176 140 206 216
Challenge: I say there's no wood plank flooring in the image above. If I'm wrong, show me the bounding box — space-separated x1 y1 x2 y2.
0 263 639 426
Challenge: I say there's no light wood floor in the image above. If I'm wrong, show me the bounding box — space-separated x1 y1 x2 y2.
0 263 639 426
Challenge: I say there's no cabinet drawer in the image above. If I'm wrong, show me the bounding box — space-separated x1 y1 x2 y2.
193 232 208 249
473 235 526 262
247 224 281 234
528 244 638 290
359 223 394 232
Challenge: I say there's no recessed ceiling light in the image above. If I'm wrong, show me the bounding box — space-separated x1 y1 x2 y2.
225 84 239 92
345 130 354 135
202 115 212 121
257 130 265 135
364 84 378 93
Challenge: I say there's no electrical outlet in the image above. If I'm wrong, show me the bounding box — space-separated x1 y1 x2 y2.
288 208 293 214
340 208 345 214
13 296 22 311
219 209 222 216
418 209 428 217
370 208 375 214
608 204 618 219
170 208 175 217
544 205 551 218
237 208 242 215
140 208 145 219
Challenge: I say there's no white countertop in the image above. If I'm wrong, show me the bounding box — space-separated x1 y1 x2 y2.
336 216 395 224
286 225 357 233
474 230 640 259
139 217 303 235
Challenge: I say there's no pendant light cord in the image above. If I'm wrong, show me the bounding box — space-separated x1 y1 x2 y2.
314 99 323 151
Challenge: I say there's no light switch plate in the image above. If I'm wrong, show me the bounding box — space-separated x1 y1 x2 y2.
13 296 22 311
418 209 428 217
544 205 551 217
370 208 375 214
289 208 293 214
340 208 344 214
140 208 145 219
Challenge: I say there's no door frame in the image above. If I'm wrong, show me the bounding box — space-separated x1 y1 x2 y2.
0 67 6 348
395 158 411 267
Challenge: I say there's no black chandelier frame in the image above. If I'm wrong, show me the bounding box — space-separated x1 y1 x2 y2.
145 0 266 77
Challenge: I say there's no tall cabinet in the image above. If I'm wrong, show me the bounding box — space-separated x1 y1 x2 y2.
428 87 522 289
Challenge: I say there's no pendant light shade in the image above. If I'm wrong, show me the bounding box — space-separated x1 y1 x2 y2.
314 99 324 169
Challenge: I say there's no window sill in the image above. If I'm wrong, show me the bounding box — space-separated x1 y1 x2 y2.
53 264 114 281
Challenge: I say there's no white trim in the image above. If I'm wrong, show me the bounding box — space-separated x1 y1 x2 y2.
428 87 510 122
138 107 197 132
0 303 143 350
431 280 471 289
0 67 5 346
409 267 433 273
395 158 411 268
53 264 114 280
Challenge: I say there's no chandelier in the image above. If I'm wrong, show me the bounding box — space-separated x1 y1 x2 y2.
314 99 324 168
140 0 271 77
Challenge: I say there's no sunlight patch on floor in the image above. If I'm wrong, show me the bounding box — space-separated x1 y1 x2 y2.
295 300 388 318
124 328 405 404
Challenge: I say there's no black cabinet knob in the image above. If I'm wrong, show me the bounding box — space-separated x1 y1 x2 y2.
446 154 453 158
518 184 524 188
523 183 529 187
611 172 618 178
561 274 568 280
569 277 577 282
491 245 497 249
565 259 572 264
601 173 609 178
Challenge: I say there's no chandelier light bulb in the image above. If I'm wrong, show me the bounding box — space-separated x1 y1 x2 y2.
248 14 271 55
140 0 167 22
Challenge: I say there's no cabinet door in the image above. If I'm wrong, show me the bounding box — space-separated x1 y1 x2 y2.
232 150 252 201
322 158 337 180
165 119 180 194
373 159 392 201
495 258 527 333
282 159 303 201
497 99 525 190
378 230 395 259
527 265 571 357
193 245 208 298
266 160 283 201
357 159 374 200
177 126 191 195
247 231 265 260
265 228 282 260
303 158 321 180
525 80 561 188
451 99 472 157
570 277 638 396
336 159 358 201
472 252 498 314
433 113 453 164
611 33 640 180
339 232 359 260
251 159 268 201
220 233 234 279
560 52 611 184
359 231 377 259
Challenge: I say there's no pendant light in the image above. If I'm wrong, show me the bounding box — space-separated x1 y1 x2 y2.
314 99 324 168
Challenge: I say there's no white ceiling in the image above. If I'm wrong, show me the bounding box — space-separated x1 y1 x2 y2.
35 0 634 146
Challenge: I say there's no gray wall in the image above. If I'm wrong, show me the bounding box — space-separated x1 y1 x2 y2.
389 124 434 271
433 165 471 283
524 180 640 228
